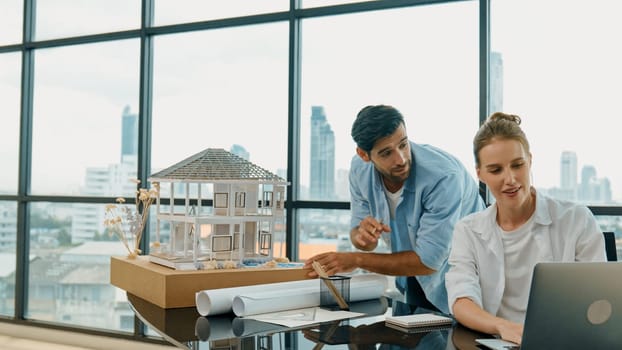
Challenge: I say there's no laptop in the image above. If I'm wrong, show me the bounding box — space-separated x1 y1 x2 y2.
520 261 622 349
477 261 622 350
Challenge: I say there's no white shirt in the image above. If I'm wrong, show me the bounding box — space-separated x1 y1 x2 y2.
445 189 606 318
383 185 403 220
497 214 538 323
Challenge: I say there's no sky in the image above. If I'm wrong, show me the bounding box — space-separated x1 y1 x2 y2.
1 0 621 201
491 0 622 199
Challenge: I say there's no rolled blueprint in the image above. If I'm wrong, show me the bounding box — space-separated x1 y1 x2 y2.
196 279 320 316
231 274 387 316
195 273 388 317
232 287 318 316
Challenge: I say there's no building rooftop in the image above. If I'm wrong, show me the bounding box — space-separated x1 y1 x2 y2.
0 253 36 278
60 265 109 285
149 148 286 183
60 242 129 264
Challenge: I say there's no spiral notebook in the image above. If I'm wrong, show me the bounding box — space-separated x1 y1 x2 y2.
385 313 453 333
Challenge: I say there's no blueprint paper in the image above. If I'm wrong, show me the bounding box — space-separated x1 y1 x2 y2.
196 279 315 316
195 273 388 316
247 307 363 327
232 288 319 316
232 274 387 316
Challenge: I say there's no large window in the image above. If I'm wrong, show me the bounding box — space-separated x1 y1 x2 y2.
491 0 622 207
597 216 622 259
297 208 390 261
300 2 479 202
1 0 621 343
0 52 20 195
27 202 133 330
31 40 140 197
35 0 141 41
153 0 286 25
0 0 22 45
151 22 288 178
0 201 17 317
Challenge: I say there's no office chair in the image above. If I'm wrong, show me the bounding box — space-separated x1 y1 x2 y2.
603 231 618 262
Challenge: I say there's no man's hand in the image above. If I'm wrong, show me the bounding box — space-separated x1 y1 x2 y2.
303 252 359 278
351 216 391 249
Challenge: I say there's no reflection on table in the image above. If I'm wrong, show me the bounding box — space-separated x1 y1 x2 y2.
127 293 490 349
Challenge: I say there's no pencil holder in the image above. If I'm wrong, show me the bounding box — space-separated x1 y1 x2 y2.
320 275 351 310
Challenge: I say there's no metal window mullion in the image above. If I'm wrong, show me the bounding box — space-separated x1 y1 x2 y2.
137 0 154 257
15 0 37 320
133 0 155 339
479 0 491 205
285 0 302 261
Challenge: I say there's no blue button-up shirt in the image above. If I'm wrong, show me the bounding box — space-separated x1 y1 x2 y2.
349 141 484 314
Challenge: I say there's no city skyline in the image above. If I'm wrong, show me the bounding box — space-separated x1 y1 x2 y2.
2 108 616 253
547 150 613 204
1 0 622 342
2 4 622 201
309 106 336 200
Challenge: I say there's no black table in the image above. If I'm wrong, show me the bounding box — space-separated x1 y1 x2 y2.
127 293 490 349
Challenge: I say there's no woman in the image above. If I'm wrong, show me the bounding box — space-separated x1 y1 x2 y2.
445 112 606 344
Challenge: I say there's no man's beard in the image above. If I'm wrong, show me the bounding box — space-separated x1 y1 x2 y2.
381 160 411 184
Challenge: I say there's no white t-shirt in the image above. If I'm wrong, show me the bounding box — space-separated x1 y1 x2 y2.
383 185 403 220
497 214 539 323
380 185 403 248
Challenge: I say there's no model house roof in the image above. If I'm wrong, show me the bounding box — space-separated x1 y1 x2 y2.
149 148 287 183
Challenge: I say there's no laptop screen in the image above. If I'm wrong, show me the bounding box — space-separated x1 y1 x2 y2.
521 262 622 349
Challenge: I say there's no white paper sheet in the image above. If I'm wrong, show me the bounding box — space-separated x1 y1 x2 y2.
231 317 288 337
195 273 388 316
247 307 363 328
190 297 389 344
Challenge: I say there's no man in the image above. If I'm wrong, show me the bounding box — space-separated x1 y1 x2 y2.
304 105 484 314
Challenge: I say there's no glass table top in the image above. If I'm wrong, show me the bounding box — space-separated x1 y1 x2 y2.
127 293 490 350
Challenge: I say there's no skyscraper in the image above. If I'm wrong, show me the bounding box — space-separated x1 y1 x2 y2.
579 165 597 202
309 106 335 200
560 151 577 200
121 105 138 163
72 107 137 243
560 151 577 189
578 165 612 203
230 144 250 161
489 51 504 114
599 178 612 203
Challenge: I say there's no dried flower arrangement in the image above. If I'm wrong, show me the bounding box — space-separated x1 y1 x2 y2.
104 180 159 259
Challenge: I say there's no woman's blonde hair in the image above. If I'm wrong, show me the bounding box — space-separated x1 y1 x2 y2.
473 112 530 167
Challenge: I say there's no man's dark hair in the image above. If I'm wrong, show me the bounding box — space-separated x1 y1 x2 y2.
351 105 406 153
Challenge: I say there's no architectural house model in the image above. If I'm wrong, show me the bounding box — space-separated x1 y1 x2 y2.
148 148 288 270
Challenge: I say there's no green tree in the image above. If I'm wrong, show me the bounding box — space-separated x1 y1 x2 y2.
57 228 72 246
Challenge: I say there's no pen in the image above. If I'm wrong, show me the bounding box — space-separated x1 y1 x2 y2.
374 218 384 239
